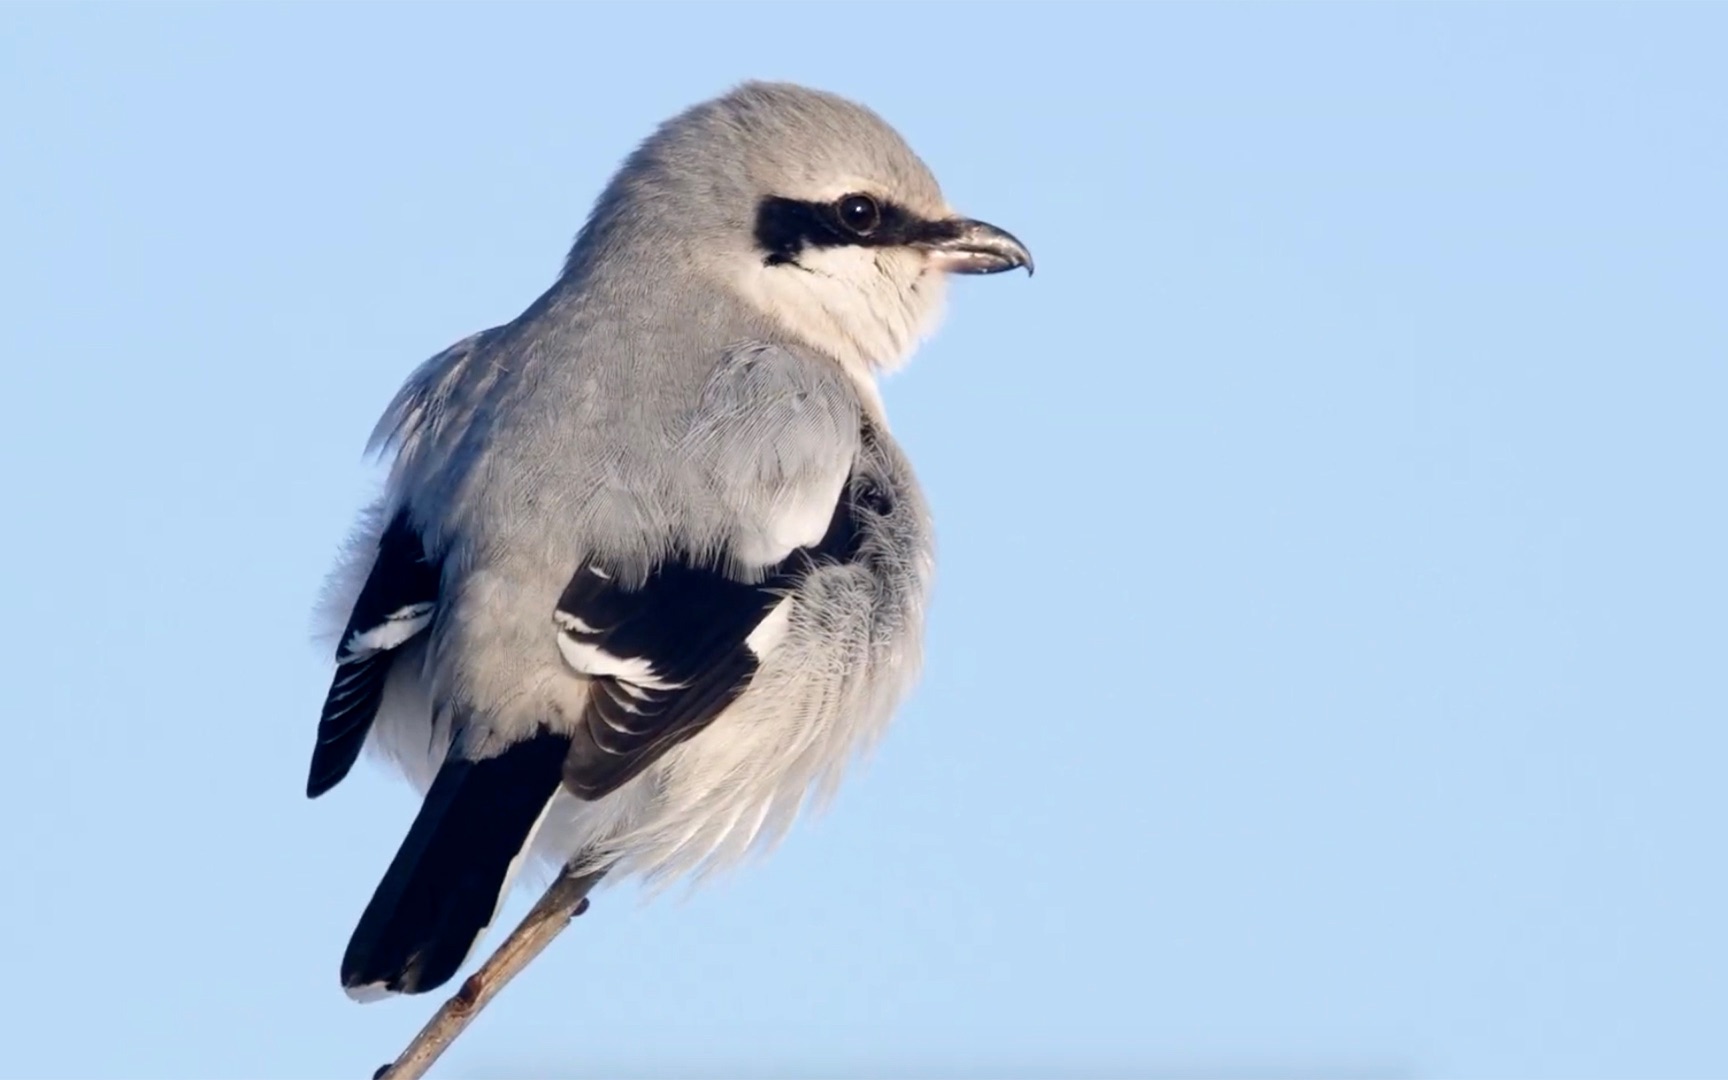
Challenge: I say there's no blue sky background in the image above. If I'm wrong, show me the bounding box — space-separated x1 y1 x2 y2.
3 4 1724 1078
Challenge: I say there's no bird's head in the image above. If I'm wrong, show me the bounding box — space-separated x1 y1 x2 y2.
566 81 1032 381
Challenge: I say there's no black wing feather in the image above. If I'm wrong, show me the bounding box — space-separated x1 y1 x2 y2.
557 475 870 800
308 509 441 798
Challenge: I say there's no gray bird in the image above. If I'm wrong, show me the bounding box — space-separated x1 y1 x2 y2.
310 80 1032 1001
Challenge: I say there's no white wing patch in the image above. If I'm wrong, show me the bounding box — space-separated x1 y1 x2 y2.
339 602 435 662
771 478 845 554
555 612 688 690
745 597 794 658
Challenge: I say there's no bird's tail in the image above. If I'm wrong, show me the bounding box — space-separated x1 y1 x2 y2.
340 728 572 1000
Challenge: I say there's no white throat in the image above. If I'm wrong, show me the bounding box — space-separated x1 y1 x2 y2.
735 246 948 416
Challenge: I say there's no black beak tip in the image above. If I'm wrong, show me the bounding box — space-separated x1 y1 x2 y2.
928 216 1034 278
987 251 1035 277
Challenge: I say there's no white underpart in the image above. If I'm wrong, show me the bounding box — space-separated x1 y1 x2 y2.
340 602 434 662
745 596 794 657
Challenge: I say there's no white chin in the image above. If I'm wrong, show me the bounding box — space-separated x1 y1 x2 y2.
737 246 949 377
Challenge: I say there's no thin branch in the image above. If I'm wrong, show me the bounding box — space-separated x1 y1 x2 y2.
373 864 607 1080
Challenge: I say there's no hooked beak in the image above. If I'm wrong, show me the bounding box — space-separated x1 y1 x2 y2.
920 217 1035 277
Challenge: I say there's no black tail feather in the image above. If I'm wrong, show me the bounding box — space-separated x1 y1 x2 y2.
340 728 572 998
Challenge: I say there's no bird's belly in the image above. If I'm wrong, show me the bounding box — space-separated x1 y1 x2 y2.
527 567 914 888
523 670 862 887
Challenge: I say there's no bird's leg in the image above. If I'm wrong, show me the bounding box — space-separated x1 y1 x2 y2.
373 863 608 1080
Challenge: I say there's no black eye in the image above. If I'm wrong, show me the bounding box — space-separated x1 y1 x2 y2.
835 193 881 236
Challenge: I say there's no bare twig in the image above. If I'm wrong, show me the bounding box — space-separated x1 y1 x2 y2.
372 864 607 1080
